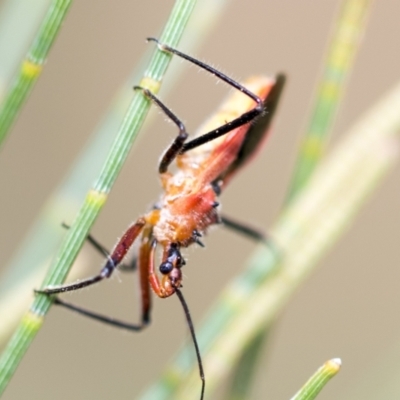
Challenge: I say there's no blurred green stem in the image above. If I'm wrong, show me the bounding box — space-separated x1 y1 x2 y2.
225 330 269 400
0 0 51 91
226 1 372 398
0 0 73 148
286 0 372 202
291 359 341 400
140 78 400 398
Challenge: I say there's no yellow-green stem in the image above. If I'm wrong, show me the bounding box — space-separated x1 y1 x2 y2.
291 359 341 400
286 0 372 202
0 0 73 147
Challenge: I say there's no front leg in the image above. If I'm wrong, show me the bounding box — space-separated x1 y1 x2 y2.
36 218 146 295
61 222 137 272
134 86 188 174
36 218 153 332
220 214 267 244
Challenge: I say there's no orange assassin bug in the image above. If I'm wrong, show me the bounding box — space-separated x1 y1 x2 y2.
36 38 285 399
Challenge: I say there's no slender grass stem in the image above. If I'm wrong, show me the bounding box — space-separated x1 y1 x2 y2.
225 330 269 400
286 0 372 202
0 0 197 394
226 1 372 398
290 359 341 400
0 0 73 148
140 79 400 399
0 0 51 92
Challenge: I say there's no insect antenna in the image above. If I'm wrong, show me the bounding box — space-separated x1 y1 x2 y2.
174 287 205 400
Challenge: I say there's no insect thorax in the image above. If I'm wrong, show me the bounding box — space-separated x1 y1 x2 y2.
152 179 218 246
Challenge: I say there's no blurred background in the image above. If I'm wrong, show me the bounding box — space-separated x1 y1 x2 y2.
0 0 399 398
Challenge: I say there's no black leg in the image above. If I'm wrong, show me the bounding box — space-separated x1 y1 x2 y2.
36 219 145 295
138 37 264 173
80 230 138 273
220 215 285 267
118 257 137 272
37 220 148 328
133 86 188 174
61 222 137 272
35 260 115 295
147 38 264 153
53 297 146 331
220 214 267 244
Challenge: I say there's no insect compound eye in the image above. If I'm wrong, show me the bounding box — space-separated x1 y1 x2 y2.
166 244 184 268
159 261 173 275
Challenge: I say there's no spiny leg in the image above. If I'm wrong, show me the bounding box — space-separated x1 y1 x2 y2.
36 218 145 295
220 215 283 265
147 37 264 153
220 214 268 244
214 73 286 182
133 85 188 174
135 38 265 173
137 227 156 323
53 297 145 331
61 222 137 272
36 218 150 330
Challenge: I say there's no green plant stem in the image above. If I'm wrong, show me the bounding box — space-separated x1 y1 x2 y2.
0 0 51 92
140 80 400 399
291 359 341 400
0 0 73 148
0 0 197 394
225 330 269 400
226 1 372 398
286 0 372 202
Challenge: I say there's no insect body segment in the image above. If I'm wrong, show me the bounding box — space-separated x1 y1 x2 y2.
36 38 286 400
140 176 218 298
138 77 277 299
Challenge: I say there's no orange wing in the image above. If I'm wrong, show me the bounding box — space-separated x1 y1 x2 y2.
177 74 285 191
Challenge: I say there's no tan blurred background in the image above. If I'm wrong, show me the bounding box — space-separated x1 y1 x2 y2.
1 1 400 399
